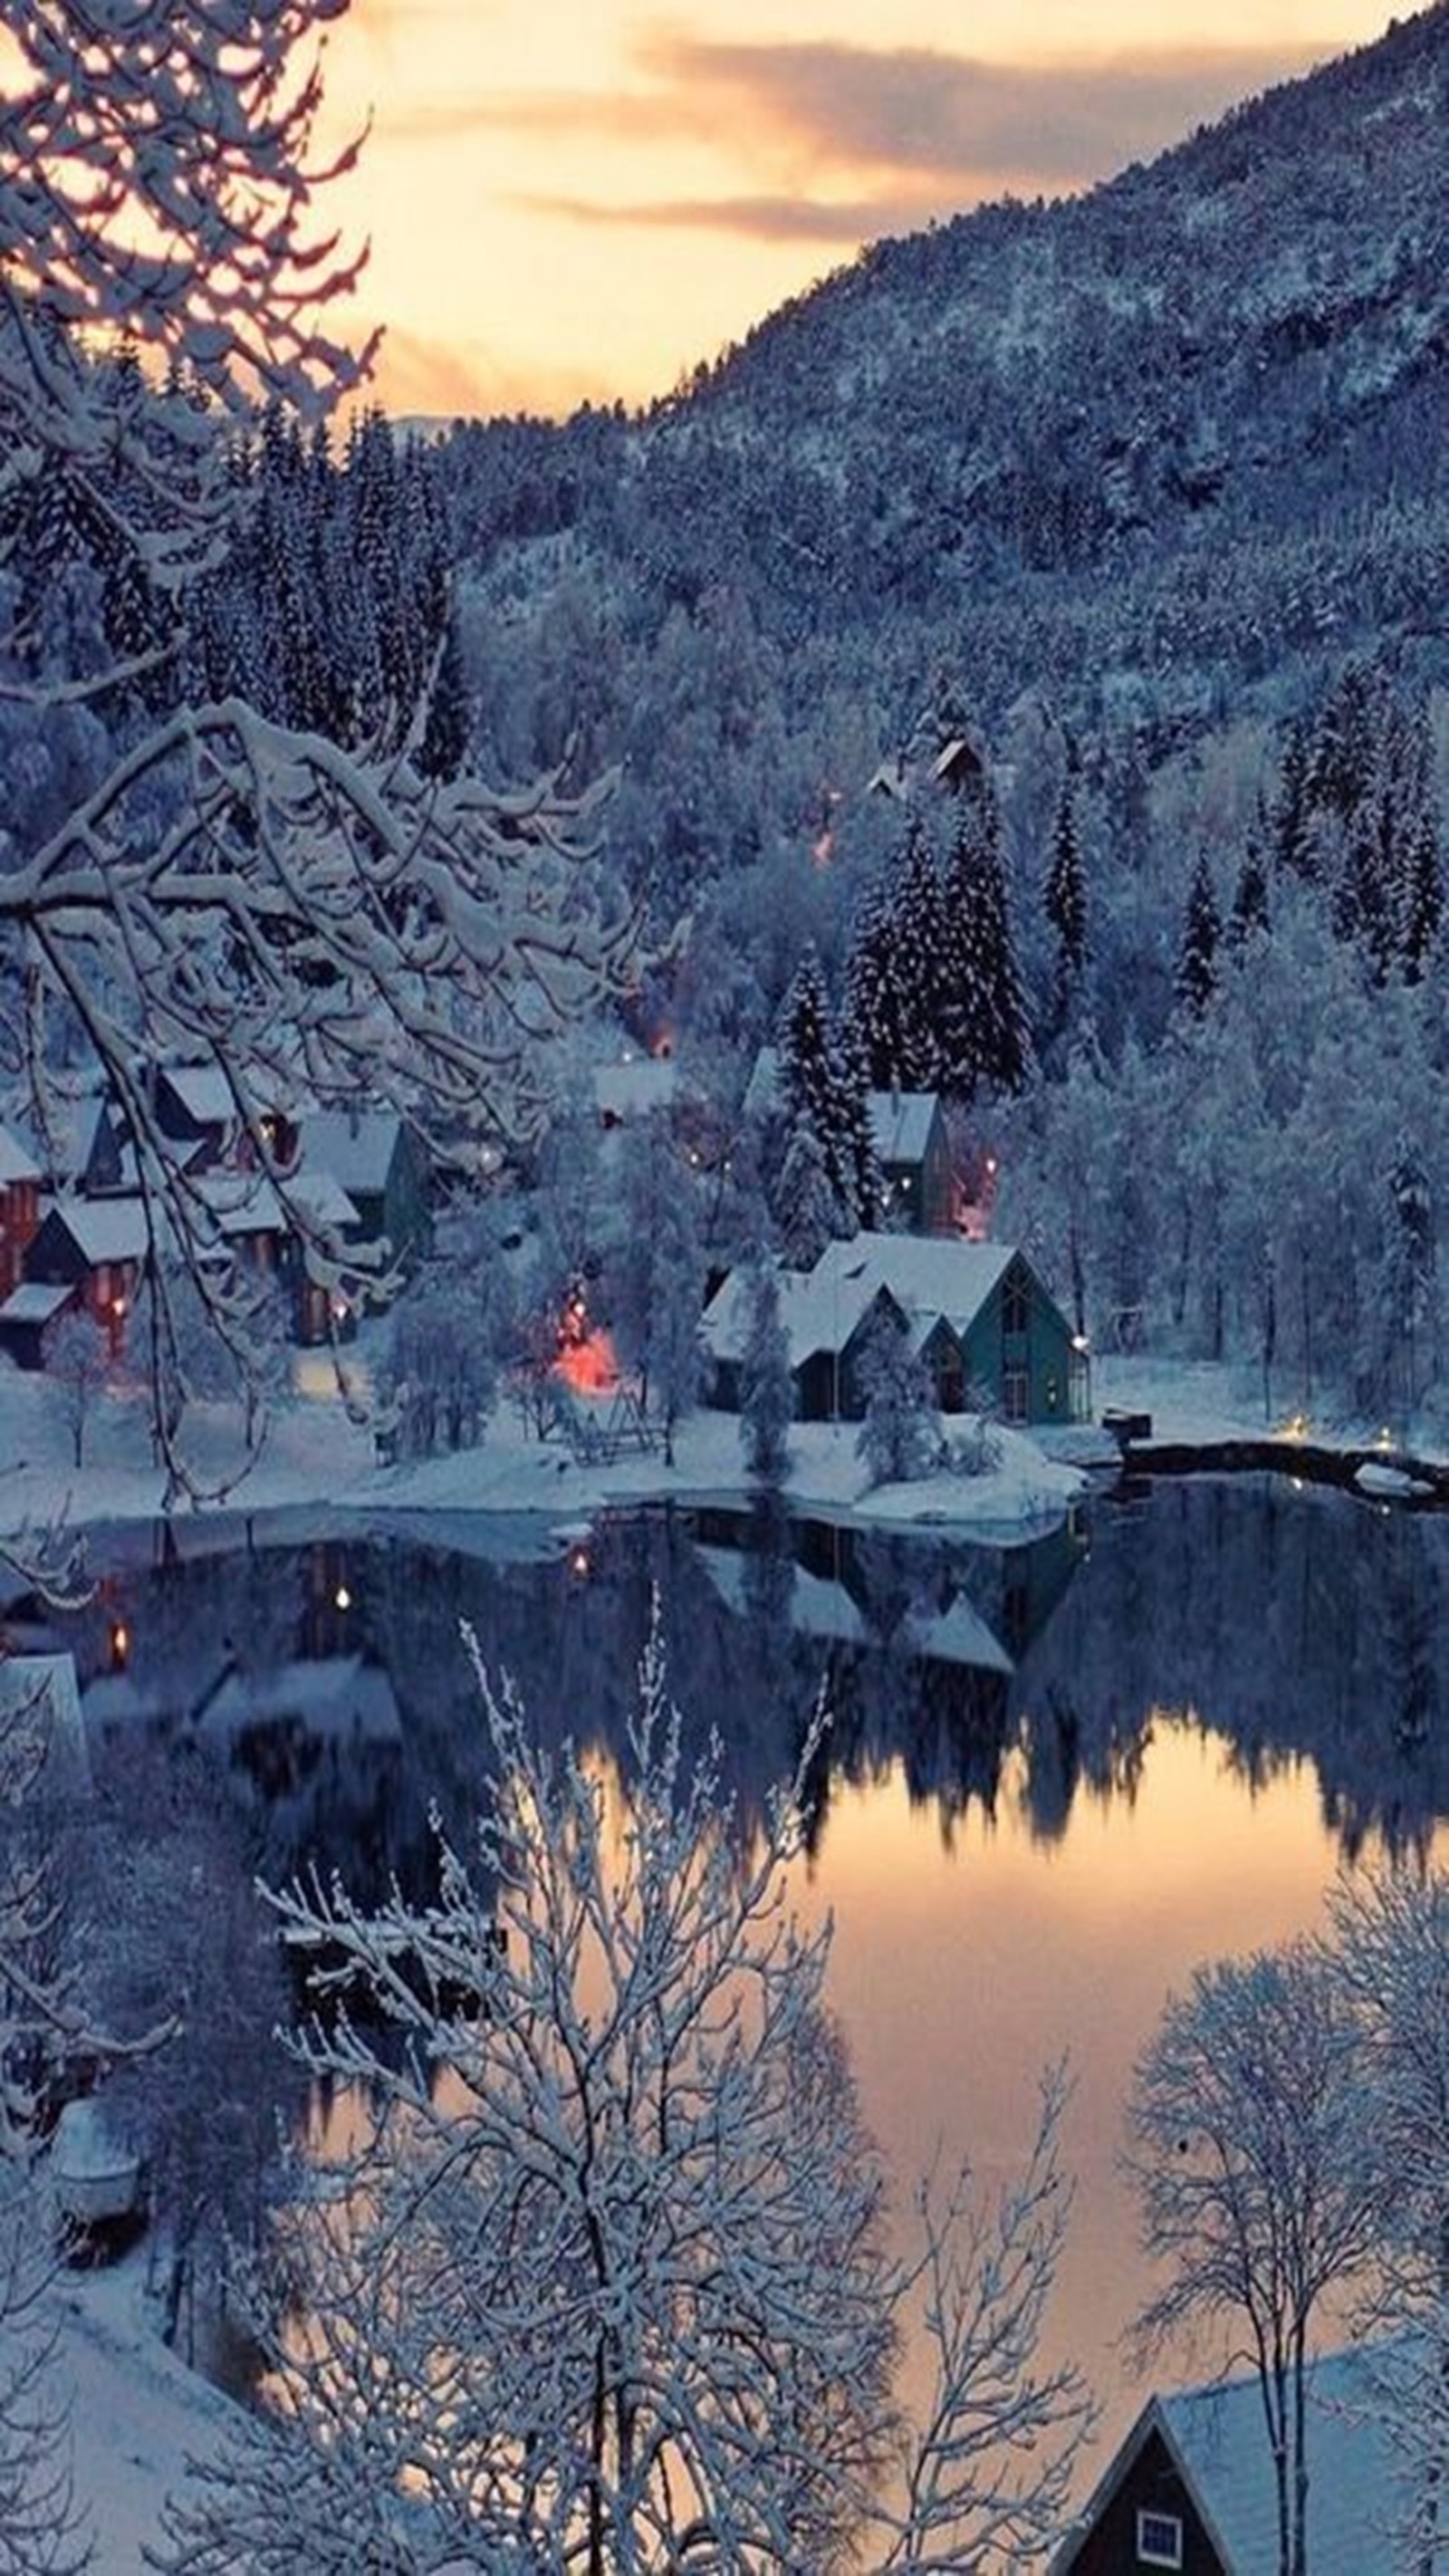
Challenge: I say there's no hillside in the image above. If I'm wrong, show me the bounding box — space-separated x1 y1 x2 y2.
442 5 1449 788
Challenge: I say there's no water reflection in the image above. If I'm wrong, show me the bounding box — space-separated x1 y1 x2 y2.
14 1475 1449 1887
15 1475 1449 2472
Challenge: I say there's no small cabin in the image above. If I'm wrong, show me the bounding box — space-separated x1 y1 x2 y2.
22 1197 149 1353
1052 2347 1406 2575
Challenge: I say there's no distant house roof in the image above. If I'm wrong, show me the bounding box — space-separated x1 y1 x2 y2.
811 1234 1014 1339
593 1057 679 1124
703 1249 898 1373
1055 2346 1406 2576
159 1063 240 1129
194 1171 285 1238
297 1110 406 1197
283 1170 361 1235
743 1046 782 1121
0 1120 39 1185
868 1091 941 1166
744 1053 944 1172
41 1197 150 1266
0 1281 77 1326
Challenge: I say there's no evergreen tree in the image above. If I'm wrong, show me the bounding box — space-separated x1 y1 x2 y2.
418 607 471 783
1044 774 1088 997
884 819 946 1091
1271 716 1319 881
776 945 872 1230
938 777 1032 1097
774 1114 845 1271
846 863 921 1094
1228 831 1271 950
1175 852 1221 1016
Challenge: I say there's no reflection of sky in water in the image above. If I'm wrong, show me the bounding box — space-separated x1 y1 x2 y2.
803 1720 1395 2467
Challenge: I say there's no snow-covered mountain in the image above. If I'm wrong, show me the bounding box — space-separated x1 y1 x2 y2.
443 5 1449 763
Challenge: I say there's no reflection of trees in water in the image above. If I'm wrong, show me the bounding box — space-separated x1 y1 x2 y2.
1019 1477 1449 1861
54 1476 1449 1910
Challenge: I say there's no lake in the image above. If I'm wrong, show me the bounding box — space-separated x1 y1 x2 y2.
22 1471 1449 2472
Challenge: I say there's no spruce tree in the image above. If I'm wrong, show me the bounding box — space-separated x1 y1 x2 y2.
1271 717 1319 881
846 872 915 1093
938 777 1032 1098
1044 776 1088 1008
888 819 946 1091
777 946 872 1230
775 1114 846 1271
1176 853 1221 1016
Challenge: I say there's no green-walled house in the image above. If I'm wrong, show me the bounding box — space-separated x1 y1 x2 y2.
702 1234 1089 1427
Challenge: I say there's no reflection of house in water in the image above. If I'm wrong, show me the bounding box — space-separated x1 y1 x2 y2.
193 1653 401 1818
688 1509 1087 1823
693 1510 1082 1670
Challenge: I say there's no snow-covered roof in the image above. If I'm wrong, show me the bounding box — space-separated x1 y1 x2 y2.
193 1172 285 1237
705 1235 1017 1370
0 1120 39 1184
0 1282 76 1325
283 1170 360 1233
703 1249 894 1371
42 1196 149 1265
868 1091 940 1166
742 1046 782 1120
593 1058 678 1122
160 1063 240 1127
297 1110 405 1197
1058 2347 1406 2575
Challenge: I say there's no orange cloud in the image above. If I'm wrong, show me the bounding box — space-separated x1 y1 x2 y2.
366 323 619 425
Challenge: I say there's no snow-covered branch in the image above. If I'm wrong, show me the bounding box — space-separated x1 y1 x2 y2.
154 1613 1089 2573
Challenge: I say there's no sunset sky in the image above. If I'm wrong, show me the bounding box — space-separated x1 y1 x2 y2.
321 1 1403 422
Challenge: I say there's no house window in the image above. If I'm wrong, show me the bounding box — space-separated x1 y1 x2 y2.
1137 2508 1184 2570
1003 1367 1029 1424
1002 1272 1030 1336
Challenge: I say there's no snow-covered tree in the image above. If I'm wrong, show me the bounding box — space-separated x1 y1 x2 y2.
0 1671 91 2576
1326 1866 1449 2568
0 0 638 1496
774 1111 848 1272
377 1267 504 1459
43 1311 111 1470
737 1254 795 1483
1174 851 1222 1017
609 1112 706 1465
1043 774 1088 1015
155 1624 1092 2573
855 1304 936 1488
1127 1939 1379 2576
938 780 1032 1099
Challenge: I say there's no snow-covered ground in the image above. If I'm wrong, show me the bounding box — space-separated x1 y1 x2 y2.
0 1341 1090 1563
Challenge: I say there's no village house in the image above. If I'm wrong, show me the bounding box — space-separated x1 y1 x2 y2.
1052 2346 1405 2575
869 1090 955 1234
702 1234 1089 1426
0 1119 41 1300
744 1046 957 1237
294 1109 431 1289
14 1195 149 1355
